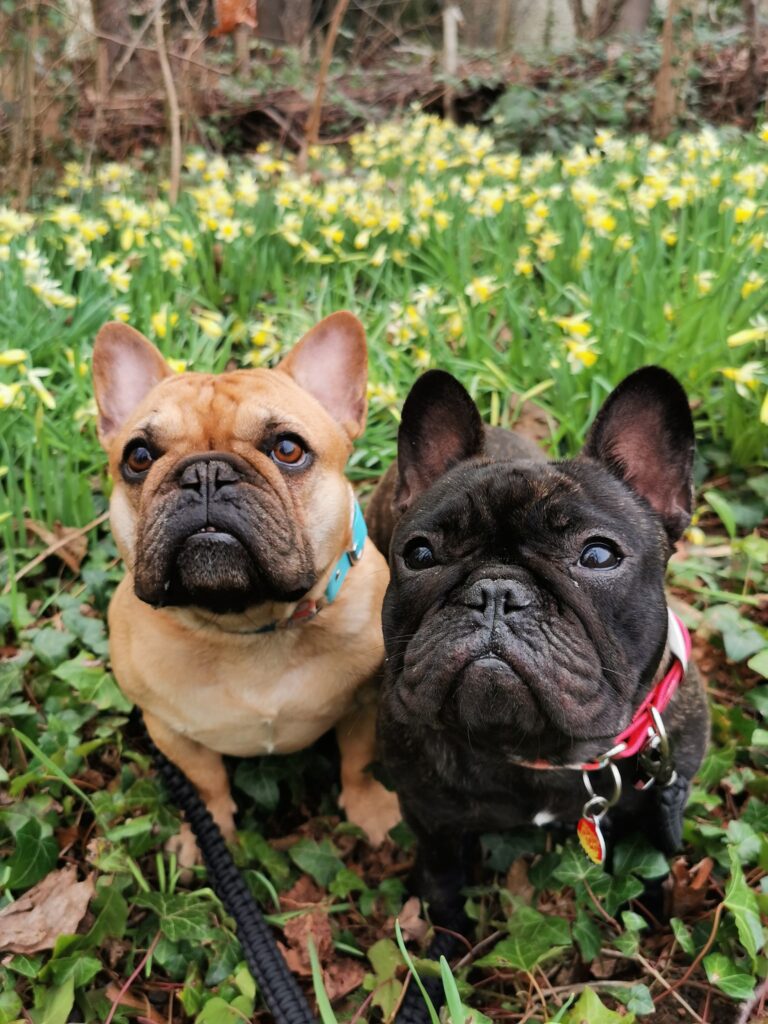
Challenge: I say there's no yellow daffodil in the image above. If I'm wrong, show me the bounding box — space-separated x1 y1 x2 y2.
727 326 768 347
465 275 499 306
0 349 28 366
151 308 179 340
721 361 764 398
160 248 186 275
741 272 764 299
0 381 23 409
193 311 225 340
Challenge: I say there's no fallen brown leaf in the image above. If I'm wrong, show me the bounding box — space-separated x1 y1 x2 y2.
397 896 429 944
104 983 165 1024
282 909 334 971
322 958 366 1002
0 866 94 954
25 519 88 574
506 857 534 906
281 875 325 910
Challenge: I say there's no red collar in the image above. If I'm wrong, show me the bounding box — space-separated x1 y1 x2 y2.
512 609 691 774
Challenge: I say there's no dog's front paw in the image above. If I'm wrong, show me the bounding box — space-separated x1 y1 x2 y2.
339 779 401 846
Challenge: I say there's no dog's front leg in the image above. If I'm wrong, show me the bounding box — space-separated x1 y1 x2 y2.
144 711 237 866
336 689 401 846
411 827 473 936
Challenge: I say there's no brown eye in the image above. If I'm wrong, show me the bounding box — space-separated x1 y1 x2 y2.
270 437 308 468
124 444 154 476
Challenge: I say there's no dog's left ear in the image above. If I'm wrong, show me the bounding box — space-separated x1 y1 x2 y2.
277 311 368 440
583 366 695 543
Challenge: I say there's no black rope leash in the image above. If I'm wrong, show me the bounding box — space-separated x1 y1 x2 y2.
147 725 439 1024
147 733 317 1024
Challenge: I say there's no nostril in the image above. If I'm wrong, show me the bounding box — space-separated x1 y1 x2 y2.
211 461 241 487
502 582 532 612
180 463 204 490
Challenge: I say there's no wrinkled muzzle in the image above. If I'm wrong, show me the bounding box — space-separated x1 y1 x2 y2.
133 452 316 613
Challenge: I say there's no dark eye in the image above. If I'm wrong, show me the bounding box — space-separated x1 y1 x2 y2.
123 442 154 478
579 541 621 570
270 436 308 468
403 538 436 571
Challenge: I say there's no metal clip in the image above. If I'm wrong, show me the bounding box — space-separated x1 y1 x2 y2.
577 762 622 865
638 705 677 790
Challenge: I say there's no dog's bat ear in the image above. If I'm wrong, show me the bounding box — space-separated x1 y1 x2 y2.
395 370 485 513
583 366 695 543
93 322 173 447
276 311 368 440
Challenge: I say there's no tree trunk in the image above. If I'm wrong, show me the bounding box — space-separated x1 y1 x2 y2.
650 0 681 138
570 0 651 41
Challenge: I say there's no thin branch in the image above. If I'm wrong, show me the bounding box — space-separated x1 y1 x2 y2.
3 512 109 594
154 0 182 204
297 0 350 170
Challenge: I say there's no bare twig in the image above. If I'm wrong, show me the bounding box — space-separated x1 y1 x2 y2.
653 902 724 1005
3 512 109 594
104 932 161 1024
154 1 182 204
297 0 350 170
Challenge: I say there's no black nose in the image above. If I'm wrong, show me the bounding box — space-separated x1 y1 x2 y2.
179 458 242 496
464 577 533 617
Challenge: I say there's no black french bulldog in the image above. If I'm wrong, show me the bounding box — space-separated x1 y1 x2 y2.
367 367 709 942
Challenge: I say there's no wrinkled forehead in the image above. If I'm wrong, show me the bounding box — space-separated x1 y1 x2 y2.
121 368 346 453
405 459 651 541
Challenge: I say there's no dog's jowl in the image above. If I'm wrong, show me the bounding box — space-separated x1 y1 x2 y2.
368 367 709 932
92 312 400 862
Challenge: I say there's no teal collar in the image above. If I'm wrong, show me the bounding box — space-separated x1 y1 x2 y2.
254 499 367 634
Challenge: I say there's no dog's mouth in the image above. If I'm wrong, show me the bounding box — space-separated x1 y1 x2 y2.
135 527 313 614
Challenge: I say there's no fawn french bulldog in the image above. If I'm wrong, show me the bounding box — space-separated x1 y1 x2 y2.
93 312 399 861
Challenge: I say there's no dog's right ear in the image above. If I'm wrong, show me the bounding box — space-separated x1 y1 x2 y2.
395 370 485 512
93 322 173 447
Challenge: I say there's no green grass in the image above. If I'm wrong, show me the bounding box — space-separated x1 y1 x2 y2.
0 116 767 1022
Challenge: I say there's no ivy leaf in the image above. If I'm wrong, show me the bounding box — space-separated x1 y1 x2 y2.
697 745 736 787
703 606 766 662
53 654 132 713
364 938 402 1019
288 837 344 887
565 986 635 1023
28 975 74 1024
703 953 756 1000
134 892 217 943
724 848 765 969
727 820 761 864
625 983 654 1016
6 819 58 891
552 842 605 889
747 651 768 681
612 836 668 879
669 917 695 955
234 762 280 814
475 907 570 971
573 908 601 961
30 628 74 668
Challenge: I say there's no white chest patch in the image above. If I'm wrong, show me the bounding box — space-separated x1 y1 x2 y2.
533 810 555 826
